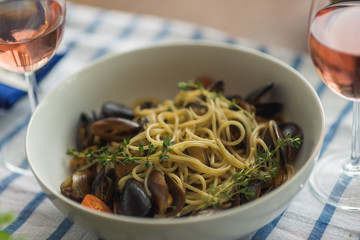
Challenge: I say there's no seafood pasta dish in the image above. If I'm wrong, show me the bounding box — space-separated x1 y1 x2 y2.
60 78 303 218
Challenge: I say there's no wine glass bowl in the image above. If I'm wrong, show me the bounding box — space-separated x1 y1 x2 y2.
0 0 65 73
0 0 66 174
308 0 360 210
0 0 66 109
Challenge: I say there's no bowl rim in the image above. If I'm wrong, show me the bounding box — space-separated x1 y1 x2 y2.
26 41 325 225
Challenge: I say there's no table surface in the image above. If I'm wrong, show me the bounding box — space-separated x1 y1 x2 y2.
68 0 312 53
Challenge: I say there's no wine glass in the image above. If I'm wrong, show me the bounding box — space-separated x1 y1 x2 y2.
308 0 360 210
0 0 66 174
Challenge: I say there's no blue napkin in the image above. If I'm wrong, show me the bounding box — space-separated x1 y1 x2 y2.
0 53 65 110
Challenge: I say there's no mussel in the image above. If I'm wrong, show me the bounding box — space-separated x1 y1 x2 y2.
91 166 116 206
101 101 135 120
76 112 97 151
140 101 158 110
245 82 274 104
60 163 97 202
261 121 288 169
261 121 303 169
227 82 284 118
227 95 256 113
116 179 155 217
147 170 185 217
90 117 141 142
207 80 225 94
187 147 210 166
280 122 304 162
185 102 208 116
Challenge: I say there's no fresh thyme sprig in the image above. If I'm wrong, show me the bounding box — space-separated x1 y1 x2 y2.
278 133 302 148
178 80 204 91
199 135 302 210
67 136 174 168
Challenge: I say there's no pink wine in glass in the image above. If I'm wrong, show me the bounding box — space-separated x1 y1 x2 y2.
309 2 360 100
0 0 65 73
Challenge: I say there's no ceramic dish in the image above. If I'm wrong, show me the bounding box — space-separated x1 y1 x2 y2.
26 42 325 240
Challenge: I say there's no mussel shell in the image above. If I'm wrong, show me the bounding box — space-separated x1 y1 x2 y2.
185 102 208 116
91 166 116 206
118 179 155 217
262 122 288 169
187 147 210 166
239 180 263 204
147 170 185 217
147 170 169 215
280 122 303 162
60 167 96 202
227 95 256 113
207 80 224 94
254 102 284 118
140 101 157 109
90 117 141 142
164 174 185 216
245 82 274 104
76 112 97 151
101 102 134 120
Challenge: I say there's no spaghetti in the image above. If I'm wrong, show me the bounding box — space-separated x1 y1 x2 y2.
63 80 302 217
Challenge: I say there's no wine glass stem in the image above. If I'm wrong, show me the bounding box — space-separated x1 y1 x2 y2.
24 72 39 113
348 100 360 172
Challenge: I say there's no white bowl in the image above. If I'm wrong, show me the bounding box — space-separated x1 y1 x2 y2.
26 42 324 240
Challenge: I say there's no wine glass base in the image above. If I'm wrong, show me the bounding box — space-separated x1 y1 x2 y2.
0 126 33 176
309 151 360 211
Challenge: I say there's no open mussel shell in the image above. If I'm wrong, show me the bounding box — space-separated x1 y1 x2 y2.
254 102 283 118
76 111 97 151
227 95 256 113
185 102 208 116
245 82 274 104
262 122 288 169
187 147 210 166
261 121 304 169
90 117 141 142
60 163 97 202
147 170 169 215
91 166 116 206
280 122 304 162
207 80 224 94
147 170 185 217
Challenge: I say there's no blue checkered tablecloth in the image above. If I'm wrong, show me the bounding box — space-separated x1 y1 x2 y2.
0 2 359 240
